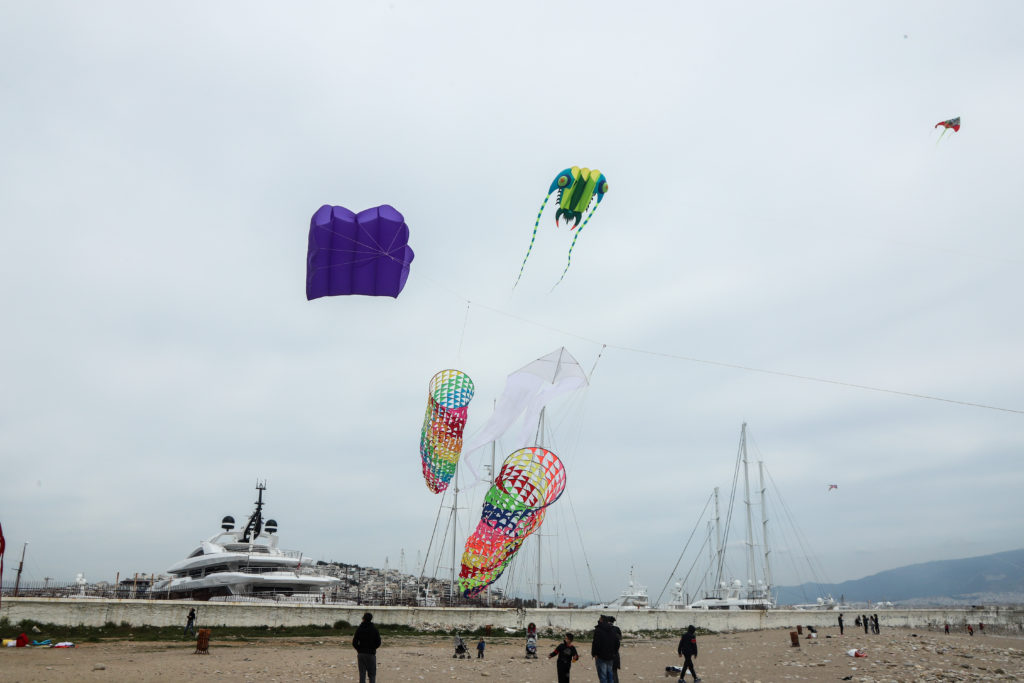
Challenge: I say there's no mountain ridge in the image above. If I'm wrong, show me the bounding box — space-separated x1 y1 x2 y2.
775 548 1024 605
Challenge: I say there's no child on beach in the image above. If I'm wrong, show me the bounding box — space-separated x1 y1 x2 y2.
549 633 580 683
676 625 701 682
477 638 485 658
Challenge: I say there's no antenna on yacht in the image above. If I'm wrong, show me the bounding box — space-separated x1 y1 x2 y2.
241 480 267 543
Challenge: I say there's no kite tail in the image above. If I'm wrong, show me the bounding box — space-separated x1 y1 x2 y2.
514 193 551 288
551 204 599 290
936 128 949 145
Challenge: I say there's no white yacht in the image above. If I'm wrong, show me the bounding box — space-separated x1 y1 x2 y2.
687 578 775 611
152 483 341 601
792 595 843 610
586 568 651 610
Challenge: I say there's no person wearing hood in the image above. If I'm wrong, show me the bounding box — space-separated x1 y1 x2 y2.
590 615 619 683
676 625 700 682
352 612 382 683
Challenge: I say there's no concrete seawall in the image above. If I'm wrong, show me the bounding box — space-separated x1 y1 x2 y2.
3 598 1023 634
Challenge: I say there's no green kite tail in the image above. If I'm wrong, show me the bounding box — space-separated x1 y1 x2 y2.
514 193 552 288
551 203 601 290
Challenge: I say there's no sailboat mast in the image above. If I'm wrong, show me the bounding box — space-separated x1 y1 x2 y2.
741 423 757 595
535 407 545 607
759 460 773 594
712 486 723 595
13 542 28 597
450 467 458 605
487 433 496 608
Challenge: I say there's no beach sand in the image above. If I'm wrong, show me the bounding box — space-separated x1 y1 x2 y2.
2 627 1022 682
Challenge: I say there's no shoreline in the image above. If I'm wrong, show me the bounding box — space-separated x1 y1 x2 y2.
3 627 1024 682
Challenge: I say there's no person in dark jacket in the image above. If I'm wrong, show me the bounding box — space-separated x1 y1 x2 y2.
838 612 844 635
607 615 622 683
676 625 700 682
184 608 196 637
548 632 580 683
352 612 382 683
591 616 619 683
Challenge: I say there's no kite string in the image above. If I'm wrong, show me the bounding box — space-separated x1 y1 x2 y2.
452 298 1023 415
456 300 471 366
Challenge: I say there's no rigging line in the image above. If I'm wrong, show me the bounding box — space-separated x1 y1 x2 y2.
765 467 833 589
587 344 607 382
681 533 713 597
564 489 601 602
609 344 1024 415
431 501 455 583
456 300 471 365
655 491 714 606
415 279 1023 415
418 487 449 585
716 437 745 588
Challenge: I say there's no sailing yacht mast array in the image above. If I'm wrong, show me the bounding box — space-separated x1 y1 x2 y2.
687 423 776 610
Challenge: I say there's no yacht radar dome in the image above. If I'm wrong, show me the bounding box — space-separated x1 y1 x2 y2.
264 519 278 534
221 516 235 531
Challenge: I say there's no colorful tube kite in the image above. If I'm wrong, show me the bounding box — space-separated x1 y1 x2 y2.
458 447 566 597
419 370 475 494
306 204 415 299
515 166 608 289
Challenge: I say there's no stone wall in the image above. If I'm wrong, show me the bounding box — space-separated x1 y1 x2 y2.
3 598 1022 634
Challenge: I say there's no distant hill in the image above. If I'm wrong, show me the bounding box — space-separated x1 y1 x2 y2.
775 548 1024 606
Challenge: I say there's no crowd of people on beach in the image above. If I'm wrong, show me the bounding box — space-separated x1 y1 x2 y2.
167 606 992 683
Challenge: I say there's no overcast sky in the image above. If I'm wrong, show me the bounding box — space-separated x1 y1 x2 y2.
2 1 1022 604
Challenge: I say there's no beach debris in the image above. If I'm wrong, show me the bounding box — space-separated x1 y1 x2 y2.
846 648 867 658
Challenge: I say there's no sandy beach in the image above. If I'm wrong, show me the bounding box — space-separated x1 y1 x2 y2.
3 627 1023 682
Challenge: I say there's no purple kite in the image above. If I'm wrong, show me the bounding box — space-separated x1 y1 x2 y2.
306 204 415 300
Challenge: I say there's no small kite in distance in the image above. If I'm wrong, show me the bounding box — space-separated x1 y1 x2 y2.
828 484 838 491
935 117 960 143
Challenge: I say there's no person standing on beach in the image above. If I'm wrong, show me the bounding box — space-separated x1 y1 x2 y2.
862 614 869 634
352 612 382 683
676 624 700 682
548 633 579 683
183 608 196 637
872 613 880 634
608 615 622 683
979 622 984 635
591 615 619 683
477 637 485 659
838 613 844 635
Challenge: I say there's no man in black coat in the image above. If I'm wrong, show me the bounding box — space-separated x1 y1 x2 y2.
676 624 700 682
591 616 619 683
352 612 382 683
